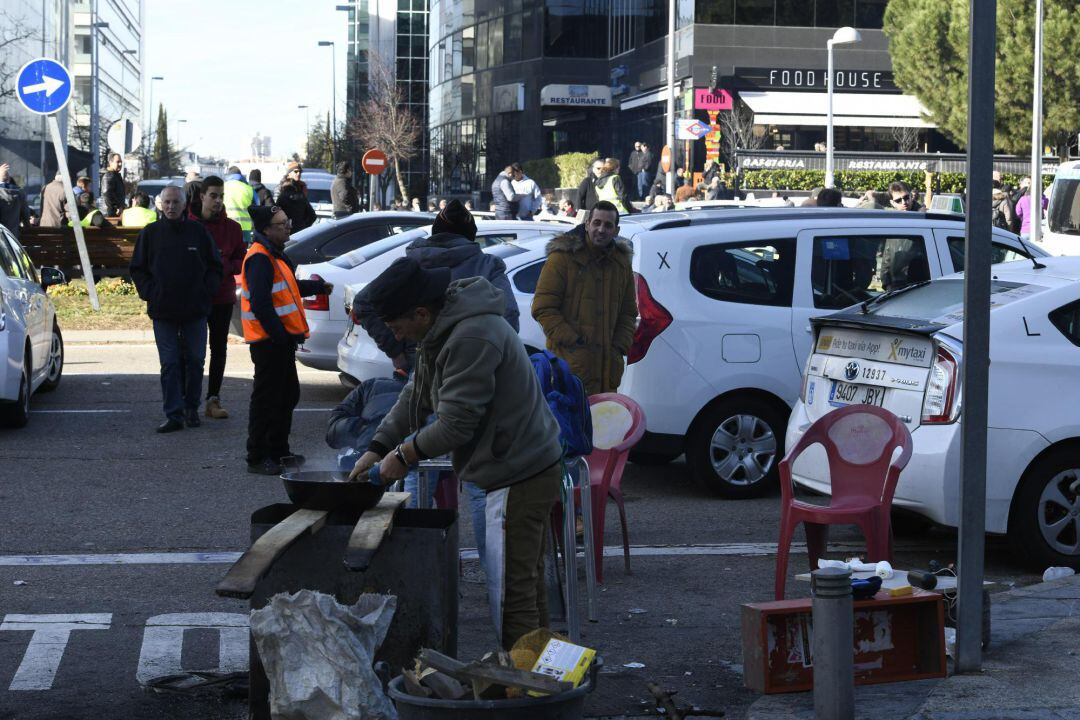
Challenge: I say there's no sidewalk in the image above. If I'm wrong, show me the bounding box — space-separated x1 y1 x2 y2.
65 330 246 344
748 574 1080 720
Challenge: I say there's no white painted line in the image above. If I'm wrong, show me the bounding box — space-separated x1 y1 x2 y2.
31 409 131 414
1 614 112 690
293 407 334 412
0 541 930 567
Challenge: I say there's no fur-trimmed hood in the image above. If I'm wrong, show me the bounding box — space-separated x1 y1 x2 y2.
545 224 633 258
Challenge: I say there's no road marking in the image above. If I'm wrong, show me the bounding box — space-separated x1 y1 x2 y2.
0 614 112 690
136 613 248 685
0 541 940 567
30 409 131 414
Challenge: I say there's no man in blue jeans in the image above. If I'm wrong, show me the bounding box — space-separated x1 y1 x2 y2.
130 185 223 433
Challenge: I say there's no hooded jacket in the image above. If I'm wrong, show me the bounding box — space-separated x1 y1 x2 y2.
326 376 408 451
189 208 246 304
992 188 1018 232
371 277 562 491
331 174 359 218
531 225 637 395
129 216 224 321
275 179 316 232
353 232 520 368
0 180 30 239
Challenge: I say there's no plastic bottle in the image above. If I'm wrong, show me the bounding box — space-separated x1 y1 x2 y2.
1042 566 1076 582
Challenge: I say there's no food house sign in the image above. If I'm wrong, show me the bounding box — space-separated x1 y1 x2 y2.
732 67 899 93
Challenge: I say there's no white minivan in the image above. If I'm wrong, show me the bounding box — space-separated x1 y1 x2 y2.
615 208 1046 498
787 257 1080 569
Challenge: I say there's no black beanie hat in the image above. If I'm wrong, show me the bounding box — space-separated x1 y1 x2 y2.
250 205 276 234
430 199 477 241
366 257 452 321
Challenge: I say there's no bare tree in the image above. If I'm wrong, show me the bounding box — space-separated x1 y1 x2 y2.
719 99 765 164
0 11 38 101
890 125 921 154
348 53 422 203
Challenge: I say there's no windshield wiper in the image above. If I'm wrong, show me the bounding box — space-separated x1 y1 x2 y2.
860 280 932 314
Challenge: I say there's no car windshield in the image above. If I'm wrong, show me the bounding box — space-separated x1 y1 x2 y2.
307 188 332 204
329 229 426 269
863 277 1039 322
1048 177 1080 235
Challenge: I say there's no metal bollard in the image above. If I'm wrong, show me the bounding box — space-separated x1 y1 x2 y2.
812 567 854 720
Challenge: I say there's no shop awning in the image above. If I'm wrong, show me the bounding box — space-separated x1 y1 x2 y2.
739 91 934 128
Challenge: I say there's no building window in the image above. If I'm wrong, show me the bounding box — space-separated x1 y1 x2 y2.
816 0 855 27
735 0 774 24
544 0 608 57
776 0 813 26
695 0 734 23
504 11 522 63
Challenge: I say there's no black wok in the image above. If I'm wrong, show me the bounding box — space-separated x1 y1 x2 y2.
279 469 386 511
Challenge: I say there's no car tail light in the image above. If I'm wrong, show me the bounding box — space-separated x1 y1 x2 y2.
303 273 330 312
627 273 672 365
922 346 959 424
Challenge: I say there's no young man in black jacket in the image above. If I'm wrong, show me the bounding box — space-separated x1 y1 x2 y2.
129 185 224 433
101 153 126 217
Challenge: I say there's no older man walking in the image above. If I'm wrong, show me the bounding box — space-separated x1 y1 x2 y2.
532 200 638 395
130 186 223 433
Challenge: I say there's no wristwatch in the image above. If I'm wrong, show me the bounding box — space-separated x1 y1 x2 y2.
393 444 409 467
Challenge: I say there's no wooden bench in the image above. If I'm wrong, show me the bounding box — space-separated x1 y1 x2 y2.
21 223 141 278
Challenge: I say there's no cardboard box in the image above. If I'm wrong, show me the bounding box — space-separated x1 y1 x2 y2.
529 639 595 695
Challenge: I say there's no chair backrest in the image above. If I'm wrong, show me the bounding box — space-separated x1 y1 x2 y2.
782 404 912 506
586 393 646 493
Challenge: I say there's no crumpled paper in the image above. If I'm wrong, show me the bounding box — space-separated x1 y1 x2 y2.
250 590 397 720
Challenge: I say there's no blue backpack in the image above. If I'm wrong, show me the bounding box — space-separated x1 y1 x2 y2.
531 350 593 458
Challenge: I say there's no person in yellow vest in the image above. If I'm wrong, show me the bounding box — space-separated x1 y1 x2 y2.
241 205 333 475
120 191 158 228
75 191 113 228
223 165 254 245
593 157 631 214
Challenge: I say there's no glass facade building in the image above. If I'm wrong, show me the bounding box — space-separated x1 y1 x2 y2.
428 0 947 198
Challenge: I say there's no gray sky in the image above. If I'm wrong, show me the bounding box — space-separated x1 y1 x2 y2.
144 1 349 161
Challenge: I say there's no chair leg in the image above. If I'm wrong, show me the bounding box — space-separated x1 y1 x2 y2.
804 522 830 572
775 513 796 600
862 512 894 564
611 488 631 576
590 486 608 585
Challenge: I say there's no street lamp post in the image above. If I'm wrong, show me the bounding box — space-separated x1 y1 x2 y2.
297 104 310 144
318 40 337 168
1030 0 1044 246
825 26 861 189
90 8 110 198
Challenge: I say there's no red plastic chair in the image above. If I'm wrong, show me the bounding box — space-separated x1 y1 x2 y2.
553 393 646 584
774 404 912 599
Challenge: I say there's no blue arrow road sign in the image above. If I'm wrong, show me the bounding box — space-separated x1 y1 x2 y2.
16 58 72 115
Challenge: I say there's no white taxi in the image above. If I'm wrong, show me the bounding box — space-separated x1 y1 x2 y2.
787 256 1080 568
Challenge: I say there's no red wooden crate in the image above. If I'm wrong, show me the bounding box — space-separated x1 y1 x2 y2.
741 590 946 693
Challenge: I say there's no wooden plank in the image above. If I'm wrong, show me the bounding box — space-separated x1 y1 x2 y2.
418 648 573 695
344 492 410 571
215 508 329 599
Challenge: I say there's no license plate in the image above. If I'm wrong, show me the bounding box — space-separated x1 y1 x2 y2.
829 381 885 408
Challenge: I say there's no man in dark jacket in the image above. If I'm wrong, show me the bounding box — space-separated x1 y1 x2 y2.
248 169 274 207
627 142 644 199
576 158 604 212
130 185 224 433
0 163 32 239
241 205 332 474
331 162 359 219
637 143 654 200
275 162 316 232
101 153 126 217
349 258 563 650
490 166 517 220
351 199 519 376
191 176 246 420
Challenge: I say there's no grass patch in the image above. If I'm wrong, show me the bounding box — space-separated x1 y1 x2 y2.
49 279 151 331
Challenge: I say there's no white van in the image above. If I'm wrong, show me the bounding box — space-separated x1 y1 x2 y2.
1039 161 1080 256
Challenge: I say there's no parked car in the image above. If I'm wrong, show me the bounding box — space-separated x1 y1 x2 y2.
613 207 1048 498
283 212 435 266
0 225 66 427
135 177 185 205
1041 160 1080 256
337 236 555 385
299 220 565 372
786 256 1080 569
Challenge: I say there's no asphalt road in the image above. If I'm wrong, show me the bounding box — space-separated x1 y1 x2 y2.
0 342 1043 719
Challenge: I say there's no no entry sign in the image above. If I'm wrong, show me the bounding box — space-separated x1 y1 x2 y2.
362 149 388 175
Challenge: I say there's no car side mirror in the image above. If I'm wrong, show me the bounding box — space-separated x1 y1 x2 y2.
40 266 66 289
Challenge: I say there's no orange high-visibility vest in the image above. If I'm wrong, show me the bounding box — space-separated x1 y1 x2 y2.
239 242 310 343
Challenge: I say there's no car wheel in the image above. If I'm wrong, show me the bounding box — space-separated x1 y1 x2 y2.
38 321 64 393
629 449 680 466
688 397 785 498
1009 449 1080 570
0 358 31 429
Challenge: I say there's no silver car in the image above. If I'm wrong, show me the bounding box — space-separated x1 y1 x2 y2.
0 226 65 427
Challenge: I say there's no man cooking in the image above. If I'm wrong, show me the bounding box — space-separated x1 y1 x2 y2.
348 257 563 650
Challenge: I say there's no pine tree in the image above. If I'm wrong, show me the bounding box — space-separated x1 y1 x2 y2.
151 105 177 177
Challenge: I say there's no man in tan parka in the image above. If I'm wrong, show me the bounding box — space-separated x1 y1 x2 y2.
532 200 638 395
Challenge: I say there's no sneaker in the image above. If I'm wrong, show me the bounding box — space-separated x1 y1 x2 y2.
247 458 283 475
205 397 229 419
184 408 201 428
